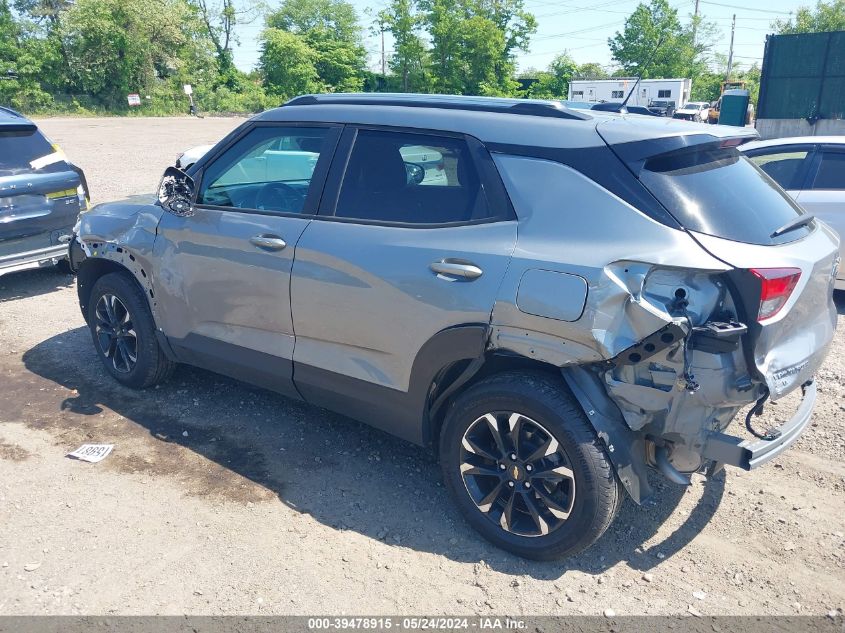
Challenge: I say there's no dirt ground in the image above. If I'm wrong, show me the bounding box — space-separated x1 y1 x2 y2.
0 117 843 616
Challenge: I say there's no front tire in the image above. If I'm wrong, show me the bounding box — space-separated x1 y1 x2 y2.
439 371 623 560
88 272 175 389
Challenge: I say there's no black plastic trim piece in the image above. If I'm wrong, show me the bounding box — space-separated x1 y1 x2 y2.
169 334 302 401
610 322 687 366
294 325 488 445
561 366 652 504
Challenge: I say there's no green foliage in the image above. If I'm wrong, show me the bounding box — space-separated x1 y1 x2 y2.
264 0 367 93
58 0 208 106
4 0 270 115
416 0 534 96
608 0 712 82
773 0 845 34
378 0 431 92
690 71 722 103
574 62 608 80
690 56 761 107
524 53 577 98
260 28 321 98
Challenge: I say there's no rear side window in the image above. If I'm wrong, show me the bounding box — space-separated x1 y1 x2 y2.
812 152 845 190
639 146 811 245
334 129 491 224
746 147 810 189
0 129 64 174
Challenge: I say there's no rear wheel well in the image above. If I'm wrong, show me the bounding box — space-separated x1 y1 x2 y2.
427 354 562 452
77 259 143 323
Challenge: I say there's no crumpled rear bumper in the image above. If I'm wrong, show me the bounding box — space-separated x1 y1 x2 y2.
700 379 815 470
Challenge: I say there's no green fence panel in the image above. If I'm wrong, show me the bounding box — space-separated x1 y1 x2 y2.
759 31 845 120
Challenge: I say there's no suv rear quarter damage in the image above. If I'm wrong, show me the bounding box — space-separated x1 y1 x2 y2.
488 153 769 500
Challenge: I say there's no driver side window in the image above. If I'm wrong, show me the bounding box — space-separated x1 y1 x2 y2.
197 125 330 215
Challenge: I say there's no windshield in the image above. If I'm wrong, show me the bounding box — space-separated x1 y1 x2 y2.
639 146 812 245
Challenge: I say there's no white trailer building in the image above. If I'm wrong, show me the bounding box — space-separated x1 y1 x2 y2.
567 78 692 108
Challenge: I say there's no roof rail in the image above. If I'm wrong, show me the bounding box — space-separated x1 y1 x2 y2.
284 94 590 121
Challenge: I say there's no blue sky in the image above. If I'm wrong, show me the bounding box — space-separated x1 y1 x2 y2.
231 0 803 76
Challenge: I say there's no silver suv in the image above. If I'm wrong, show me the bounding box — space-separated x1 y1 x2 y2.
70 94 839 560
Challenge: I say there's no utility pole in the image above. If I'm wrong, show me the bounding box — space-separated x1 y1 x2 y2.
381 26 386 77
726 13 736 80
692 0 700 45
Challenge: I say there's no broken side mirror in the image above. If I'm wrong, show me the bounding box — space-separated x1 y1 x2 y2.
157 166 196 217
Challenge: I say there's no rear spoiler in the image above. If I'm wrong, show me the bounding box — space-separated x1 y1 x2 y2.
608 133 758 175
0 122 37 133
596 118 759 175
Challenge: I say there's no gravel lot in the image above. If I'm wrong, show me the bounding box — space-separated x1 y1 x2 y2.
0 117 843 616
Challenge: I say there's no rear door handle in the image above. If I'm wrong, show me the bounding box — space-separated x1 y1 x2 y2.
250 235 287 251
430 260 483 280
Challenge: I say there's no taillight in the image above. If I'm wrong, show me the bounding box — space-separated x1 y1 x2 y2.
751 268 801 322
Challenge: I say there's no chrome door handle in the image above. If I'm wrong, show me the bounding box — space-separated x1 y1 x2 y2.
250 235 287 250
430 260 483 280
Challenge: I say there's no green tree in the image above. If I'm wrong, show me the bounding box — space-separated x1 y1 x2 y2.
259 27 321 98
191 0 263 85
266 0 366 92
773 0 845 33
690 70 722 103
608 0 711 80
525 52 577 98
419 0 533 95
574 62 608 79
59 0 208 106
12 0 71 29
378 0 431 92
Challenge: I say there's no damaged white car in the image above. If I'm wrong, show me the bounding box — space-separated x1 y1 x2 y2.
70 94 839 559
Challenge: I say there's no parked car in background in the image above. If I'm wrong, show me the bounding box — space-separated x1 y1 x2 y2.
74 94 837 560
1 106 88 277
708 99 721 124
673 101 710 122
647 99 676 117
175 144 214 170
741 136 845 289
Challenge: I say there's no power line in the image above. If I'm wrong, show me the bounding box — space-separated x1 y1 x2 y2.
532 19 625 41
533 0 638 19
698 1 792 15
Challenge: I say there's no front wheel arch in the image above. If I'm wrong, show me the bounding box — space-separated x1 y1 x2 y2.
77 258 136 324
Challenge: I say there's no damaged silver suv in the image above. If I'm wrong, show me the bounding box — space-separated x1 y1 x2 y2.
70 94 839 560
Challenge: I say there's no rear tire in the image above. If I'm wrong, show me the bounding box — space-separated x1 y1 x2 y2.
88 272 175 389
439 370 623 560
